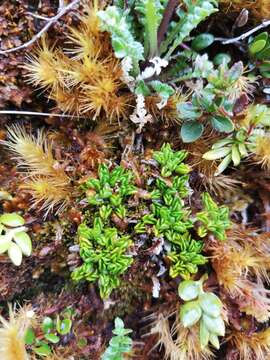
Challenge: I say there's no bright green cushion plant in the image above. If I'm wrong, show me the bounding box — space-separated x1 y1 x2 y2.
0 213 32 266
72 143 231 297
72 164 136 299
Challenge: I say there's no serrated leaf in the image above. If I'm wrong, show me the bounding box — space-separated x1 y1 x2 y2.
177 103 202 120
210 115 234 133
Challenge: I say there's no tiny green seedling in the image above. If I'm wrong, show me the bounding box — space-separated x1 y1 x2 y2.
24 309 73 358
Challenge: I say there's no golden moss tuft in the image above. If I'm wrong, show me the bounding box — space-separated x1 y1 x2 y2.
183 135 240 195
229 328 270 360
208 227 270 322
0 305 35 360
25 2 133 121
147 312 214 360
254 134 270 170
2 125 71 217
219 0 270 20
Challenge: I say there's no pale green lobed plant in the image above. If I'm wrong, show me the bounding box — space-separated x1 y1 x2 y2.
0 213 32 266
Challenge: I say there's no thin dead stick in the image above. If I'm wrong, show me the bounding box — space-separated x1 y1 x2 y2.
158 0 179 47
0 110 81 118
27 12 52 21
0 0 81 55
220 19 270 45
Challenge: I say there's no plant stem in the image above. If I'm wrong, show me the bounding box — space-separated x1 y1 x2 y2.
219 20 270 45
157 0 179 47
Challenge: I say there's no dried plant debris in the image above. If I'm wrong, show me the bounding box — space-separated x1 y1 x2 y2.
0 0 270 359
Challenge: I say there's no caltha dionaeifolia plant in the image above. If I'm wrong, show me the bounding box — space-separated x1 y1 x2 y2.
0 213 32 266
178 276 225 350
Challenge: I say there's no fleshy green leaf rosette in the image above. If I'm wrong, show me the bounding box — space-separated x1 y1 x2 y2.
179 276 225 350
0 213 32 266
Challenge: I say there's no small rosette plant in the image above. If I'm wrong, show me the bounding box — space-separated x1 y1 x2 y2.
179 277 225 350
0 213 32 266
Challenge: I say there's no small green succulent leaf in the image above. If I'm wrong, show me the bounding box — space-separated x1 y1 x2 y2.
33 343 52 356
203 147 231 160
0 236 11 254
42 317 54 334
249 32 268 55
0 213 25 227
231 144 241 166
209 333 220 349
44 333 60 344
180 301 202 328
213 53 231 66
180 121 204 143
178 280 200 301
202 314 225 336
192 33 214 51
227 61 243 82
13 231 32 256
249 39 267 55
57 319 72 335
214 154 232 175
24 328 36 345
199 293 222 318
77 337 88 348
8 242 22 266
200 320 210 349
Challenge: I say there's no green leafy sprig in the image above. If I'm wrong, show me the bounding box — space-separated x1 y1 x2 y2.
102 317 133 360
197 192 231 241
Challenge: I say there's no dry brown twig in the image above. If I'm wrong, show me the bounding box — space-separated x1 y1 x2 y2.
0 0 81 55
